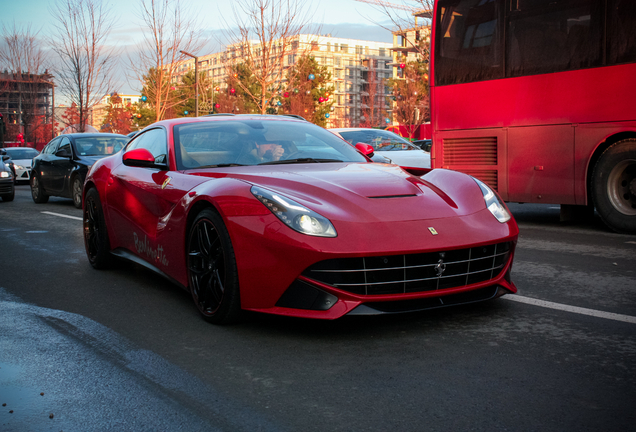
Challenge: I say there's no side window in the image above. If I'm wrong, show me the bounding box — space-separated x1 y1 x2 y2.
127 128 168 165
607 0 636 65
44 138 61 155
435 0 504 86
506 0 603 77
57 137 72 156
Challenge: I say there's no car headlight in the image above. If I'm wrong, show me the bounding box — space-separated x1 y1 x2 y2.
473 178 511 223
15 164 25 170
1 171 10 178
251 186 337 237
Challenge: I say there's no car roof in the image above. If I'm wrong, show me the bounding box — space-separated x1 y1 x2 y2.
61 133 127 138
148 114 310 129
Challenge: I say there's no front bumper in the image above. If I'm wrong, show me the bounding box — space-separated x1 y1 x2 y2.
228 207 519 319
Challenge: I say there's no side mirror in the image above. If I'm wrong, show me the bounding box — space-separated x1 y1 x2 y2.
123 148 166 169
355 142 375 158
2 155 10 162
56 148 72 158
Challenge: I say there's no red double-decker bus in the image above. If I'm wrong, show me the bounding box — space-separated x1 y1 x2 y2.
429 0 636 233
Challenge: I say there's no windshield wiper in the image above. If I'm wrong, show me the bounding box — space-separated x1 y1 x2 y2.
259 158 343 165
195 163 246 168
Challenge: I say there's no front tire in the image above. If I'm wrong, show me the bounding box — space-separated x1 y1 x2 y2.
592 139 636 234
1 189 14 202
72 176 84 209
187 208 241 324
31 174 49 204
83 187 113 269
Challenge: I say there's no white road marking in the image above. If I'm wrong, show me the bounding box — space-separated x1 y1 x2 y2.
504 295 636 324
41 211 83 221
626 241 636 245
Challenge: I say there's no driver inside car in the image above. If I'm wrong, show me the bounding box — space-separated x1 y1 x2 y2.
253 141 284 162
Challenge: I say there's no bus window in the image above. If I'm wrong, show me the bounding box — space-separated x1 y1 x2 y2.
506 0 603 77
607 0 636 65
435 0 503 86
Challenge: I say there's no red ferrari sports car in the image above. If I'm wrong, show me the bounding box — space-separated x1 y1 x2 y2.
83 114 518 324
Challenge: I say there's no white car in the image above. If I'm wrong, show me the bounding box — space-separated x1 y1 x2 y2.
1 147 40 184
330 128 430 168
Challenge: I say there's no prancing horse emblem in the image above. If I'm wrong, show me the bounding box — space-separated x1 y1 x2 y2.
435 259 446 277
162 177 172 190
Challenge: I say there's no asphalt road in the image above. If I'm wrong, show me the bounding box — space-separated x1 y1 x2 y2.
1 185 635 431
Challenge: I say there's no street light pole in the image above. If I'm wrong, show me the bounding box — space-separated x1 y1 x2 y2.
180 50 199 117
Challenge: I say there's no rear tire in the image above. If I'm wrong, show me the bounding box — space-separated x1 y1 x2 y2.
592 139 636 234
187 208 242 324
72 176 83 209
31 174 49 204
83 187 113 269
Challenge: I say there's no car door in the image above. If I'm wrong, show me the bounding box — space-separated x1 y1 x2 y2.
35 138 60 192
106 127 206 269
46 137 75 194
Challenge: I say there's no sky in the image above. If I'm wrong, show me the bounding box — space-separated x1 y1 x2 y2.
1 0 413 101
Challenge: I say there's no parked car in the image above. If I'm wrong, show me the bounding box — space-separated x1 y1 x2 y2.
31 133 128 208
0 147 39 184
82 114 518 324
412 139 432 152
0 153 15 201
330 128 431 168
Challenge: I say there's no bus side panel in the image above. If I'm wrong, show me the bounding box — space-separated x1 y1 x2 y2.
507 125 575 204
432 64 636 132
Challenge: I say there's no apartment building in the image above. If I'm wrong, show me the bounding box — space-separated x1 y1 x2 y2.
175 34 394 128
90 94 142 130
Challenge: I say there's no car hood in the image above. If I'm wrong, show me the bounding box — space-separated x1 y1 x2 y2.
193 163 485 223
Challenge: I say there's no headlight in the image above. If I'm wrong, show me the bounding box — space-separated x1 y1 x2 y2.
473 178 511 223
1 171 10 178
15 164 25 170
251 186 337 237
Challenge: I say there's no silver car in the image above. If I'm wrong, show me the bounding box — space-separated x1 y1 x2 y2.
1 147 40 184
330 128 430 168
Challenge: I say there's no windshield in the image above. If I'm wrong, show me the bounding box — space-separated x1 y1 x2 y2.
3 148 39 159
173 120 367 170
336 130 420 152
74 136 127 156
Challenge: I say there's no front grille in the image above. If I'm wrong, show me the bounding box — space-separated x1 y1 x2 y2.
0 183 13 194
303 242 511 296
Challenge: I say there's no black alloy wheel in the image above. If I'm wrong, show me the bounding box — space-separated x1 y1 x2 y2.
31 174 49 203
187 208 241 324
72 176 83 209
83 187 112 269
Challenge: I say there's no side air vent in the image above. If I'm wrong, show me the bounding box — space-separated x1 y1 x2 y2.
442 136 499 191
443 137 497 165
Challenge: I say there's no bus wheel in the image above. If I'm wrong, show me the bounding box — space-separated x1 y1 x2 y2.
592 139 636 234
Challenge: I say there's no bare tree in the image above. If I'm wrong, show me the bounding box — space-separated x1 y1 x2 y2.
361 0 433 59
388 61 429 138
131 0 203 122
220 0 319 114
0 22 53 144
50 0 117 133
